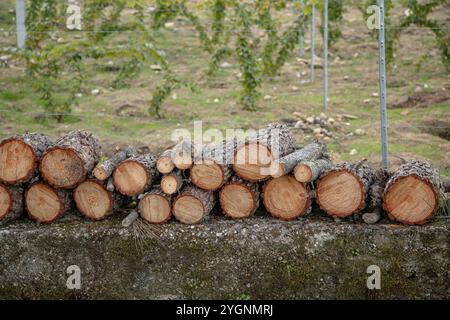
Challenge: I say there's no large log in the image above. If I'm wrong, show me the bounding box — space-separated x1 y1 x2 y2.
172 186 215 224
93 146 138 181
40 130 101 189
113 153 158 196
138 189 172 224
262 176 311 221
74 179 124 221
0 133 53 185
316 160 375 218
271 142 328 178
362 168 389 224
219 176 260 219
233 123 295 182
25 182 72 223
156 149 175 174
383 160 440 225
294 158 332 183
160 170 184 195
0 184 23 223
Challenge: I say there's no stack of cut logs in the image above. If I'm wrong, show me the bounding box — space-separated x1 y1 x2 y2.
0 124 444 227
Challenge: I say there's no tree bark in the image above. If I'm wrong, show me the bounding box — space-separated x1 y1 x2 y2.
40 130 101 189
113 153 158 196
362 168 389 224
0 133 53 185
271 142 328 178
93 146 139 181
233 123 295 182
74 179 124 221
316 160 375 218
25 182 73 223
262 176 311 221
294 158 332 183
383 160 440 225
161 170 184 195
0 184 23 223
138 188 172 224
219 176 260 219
172 185 215 224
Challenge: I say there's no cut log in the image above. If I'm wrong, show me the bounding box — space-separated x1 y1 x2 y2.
294 158 332 183
156 149 175 174
383 160 440 225
0 133 53 185
121 209 139 227
262 176 311 221
93 146 138 181
113 153 158 196
0 184 23 222
40 130 101 189
74 179 123 220
233 123 295 182
271 142 328 178
25 182 72 223
160 171 183 195
316 160 375 218
172 186 215 224
219 176 259 219
172 140 196 170
138 189 172 224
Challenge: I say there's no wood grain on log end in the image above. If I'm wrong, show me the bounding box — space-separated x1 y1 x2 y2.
92 166 109 181
294 163 313 182
191 162 227 191
316 169 365 218
0 183 12 220
160 172 183 195
25 183 70 223
138 191 171 224
263 176 310 221
113 160 150 196
156 155 175 174
233 143 272 182
0 139 36 184
219 183 257 219
74 180 113 221
172 187 214 224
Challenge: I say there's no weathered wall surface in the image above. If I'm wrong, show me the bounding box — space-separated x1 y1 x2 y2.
0 215 448 299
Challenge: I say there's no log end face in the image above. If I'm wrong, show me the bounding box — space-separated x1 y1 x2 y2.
0 139 36 184
233 143 273 182
173 155 192 170
191 163 224 191
316 170 365 218
294 164 313 183
173 195 204 224
74 180 112 220
0 184 12 220
25 183 63 223
40 148 85 189
139 194 171 224
113 160 149 196
156 156 175 174
383 175 438 225
93 167 109 181
161 175 178 195
219 184 255 219
263 176 309 221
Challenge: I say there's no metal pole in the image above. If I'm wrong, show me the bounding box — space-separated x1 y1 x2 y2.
310 5 315 82
377 0 389 169
323 0 328 110
15 0 26 49
299 0 305 57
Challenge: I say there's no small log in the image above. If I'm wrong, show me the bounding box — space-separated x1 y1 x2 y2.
0 133 53 185
25 182 72 223
0 184 23 222
219 176 260 219
156 149 175 174
172 140 196 170
362 168 389 224
233 123 295 182
294 158 332 183
138 189 172 224
271 142 327 178
160 171 183 195
383 160 440 225
40 130 101 189
113 153 158 196
74 179 124 220
316 160 375 218
121 209 139 227
93 146 138 181
172 186 215 224
262 176 311 221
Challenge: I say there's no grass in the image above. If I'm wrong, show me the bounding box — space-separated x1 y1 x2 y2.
0 1 448 176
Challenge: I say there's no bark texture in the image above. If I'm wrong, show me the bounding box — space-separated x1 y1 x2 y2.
0 184 23 223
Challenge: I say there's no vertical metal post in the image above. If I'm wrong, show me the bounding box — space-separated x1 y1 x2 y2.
310 5 315 82
299 0 305 57
323 0 328 110
16 0 26 49
377 0 389 169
